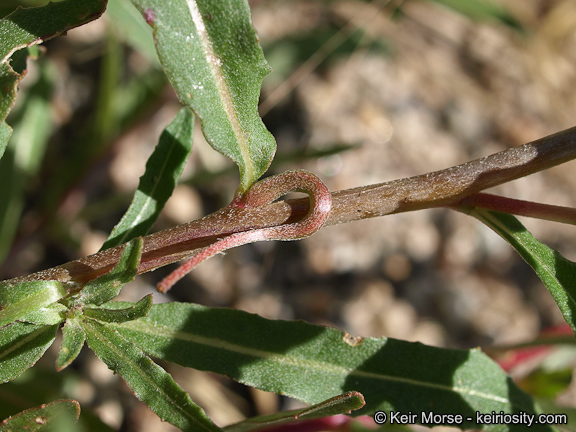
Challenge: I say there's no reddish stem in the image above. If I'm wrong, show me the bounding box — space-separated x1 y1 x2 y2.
4 126 576 287
456 193 576 225
157 170 331 292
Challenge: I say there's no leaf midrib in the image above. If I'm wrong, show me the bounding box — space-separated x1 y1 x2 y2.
185 0 252 178
119 319 510 405
84 318 218 431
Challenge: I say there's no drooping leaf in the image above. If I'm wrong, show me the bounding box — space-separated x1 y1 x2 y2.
0 0 108 123
0 0 108 63
468 209 576 334
101 108 194 250
0 399 80 432
114 302 550 431
77 237 142 306
82 317 223 432
130 0 276 192
224 391 365 432
0 281 67 328
0 322 58 383
84 294 153 323
56 318 86 371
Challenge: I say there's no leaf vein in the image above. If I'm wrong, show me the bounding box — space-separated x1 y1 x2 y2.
185 0 251 176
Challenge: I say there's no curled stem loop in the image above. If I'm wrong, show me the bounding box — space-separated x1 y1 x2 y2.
157 170 332 292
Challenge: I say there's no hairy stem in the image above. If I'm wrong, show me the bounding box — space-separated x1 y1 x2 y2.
4 126 576 286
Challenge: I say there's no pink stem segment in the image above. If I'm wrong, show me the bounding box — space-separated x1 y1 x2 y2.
157 170 332 292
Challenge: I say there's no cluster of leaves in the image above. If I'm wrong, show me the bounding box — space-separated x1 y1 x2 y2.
1 0 576 431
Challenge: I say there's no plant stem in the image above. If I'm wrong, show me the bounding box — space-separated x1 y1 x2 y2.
157 170 331 292
455 193 576 225
5 126 576 287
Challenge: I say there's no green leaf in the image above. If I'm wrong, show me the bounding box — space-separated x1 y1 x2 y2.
0 58 24 125
56 318 86 371
0 0 108 63
77 237 142 306
225 391 365 432
101 108 194 250
84 294 153 323
468 209 576 334
115 302 550 431
18 303 68 326
0 322 58 383
0 0 108 123
82 317 223 432
0 121 12 161
130 0 276 192
0 281 67 327
0 399 80 432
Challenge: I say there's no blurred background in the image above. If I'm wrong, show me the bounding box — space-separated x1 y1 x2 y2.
1 0 576 430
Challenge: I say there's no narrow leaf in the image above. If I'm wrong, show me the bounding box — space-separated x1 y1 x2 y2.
115 303 551 432
0 0 107 63
101 108 194 250
77 237 142 305
56 318 86 371
469 209 576 333
0 281 67 327
82 317 223 432
84 294 153 323
0 0 107 123
225 391 365 432
130 0 276 191
0 322 58 383
0 399 80 432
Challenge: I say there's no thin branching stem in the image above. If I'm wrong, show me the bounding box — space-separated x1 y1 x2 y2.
454 193 576 225
6 126 576 287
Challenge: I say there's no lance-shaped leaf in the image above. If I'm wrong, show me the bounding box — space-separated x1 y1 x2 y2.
467 208 576 334
130 0 276 192
56 318 86 371
225 391 365 432
114 302 550 431
84 294 153 323
101 108 194 250
0 322 58 383
76 237 142 306
82 317 223 432
0 281 67 327
0 399 80 432
0 0 108 123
